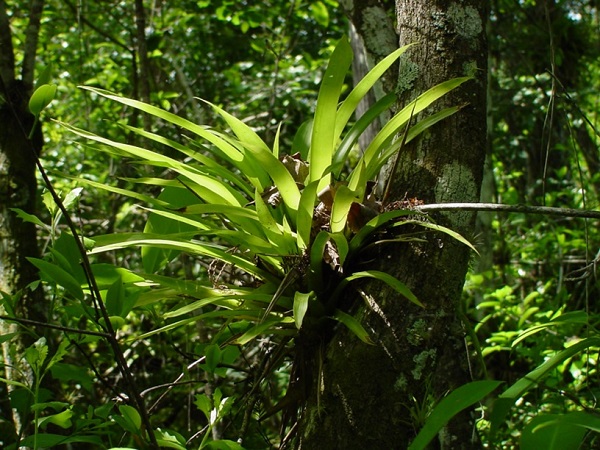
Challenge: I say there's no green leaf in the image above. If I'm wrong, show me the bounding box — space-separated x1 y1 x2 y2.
334 44 413 142
512 311 589 347
27 257 84 300
36 408 73 430
61 121 246 206
29 84 57 115
359 77 472 180
105 277 125 317
310 1 329 27
292 119 313 160
18 434 103 447
349 209 420 253
333 93 397 178
24 337 48 375
89 235 279 284
309 231 331 293
118 123 256 196
10 208 48 229
330 184 359 233
203 344 222 373
233 316 292 345
77 87 252 176
62 187 83 211
408 380 503 450
254 189 296 255
490 337 600 437
332 309 373 344
118 405 142 433
392 220 479 254
332 270 422 307
293 291 313 329
35 64 53 88
309 37 353 189
520 412 600 450
308 231 349 294
297 180 319 250
374 106 462 174
206 439 245 450
154 428 188 450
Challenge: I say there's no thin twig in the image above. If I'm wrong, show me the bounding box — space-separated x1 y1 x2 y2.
414 202 600 220
0 315 111 338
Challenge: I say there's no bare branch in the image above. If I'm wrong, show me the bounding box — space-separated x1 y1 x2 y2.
62 0 131 52
0 315 111 338
415 202 600 220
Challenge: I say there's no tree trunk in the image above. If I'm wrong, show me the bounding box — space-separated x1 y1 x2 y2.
296 2 487 448
0 0 46 441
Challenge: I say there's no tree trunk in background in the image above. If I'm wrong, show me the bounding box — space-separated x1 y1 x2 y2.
297 1 487 448
0 0 46 441
344 0 399 152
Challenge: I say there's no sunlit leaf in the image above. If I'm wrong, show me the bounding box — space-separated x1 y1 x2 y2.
293 291 313 329
29 84 57 115
309 37 353 189
335 44 413 142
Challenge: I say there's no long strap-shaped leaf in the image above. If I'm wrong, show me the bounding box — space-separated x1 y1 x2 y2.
489 337 600 438
118 123 257 197
61 121 246 206
78 86 270 186
309 37 353 190
207 101 302 215
359 77 472 179
89 235 279 284
334 43 414 142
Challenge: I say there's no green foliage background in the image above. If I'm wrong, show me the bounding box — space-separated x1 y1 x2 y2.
1 0 600 448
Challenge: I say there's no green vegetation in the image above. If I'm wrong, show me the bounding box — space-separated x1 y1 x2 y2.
1 1 600 448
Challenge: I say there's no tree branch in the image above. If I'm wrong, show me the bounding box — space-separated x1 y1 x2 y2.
415 202 600 219
21 0 44 88
62 0 132 52
0 315 111 338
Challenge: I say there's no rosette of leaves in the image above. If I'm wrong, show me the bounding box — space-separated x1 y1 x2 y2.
60 36 475 438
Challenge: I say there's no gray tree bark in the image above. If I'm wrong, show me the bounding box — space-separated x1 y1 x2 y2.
296 1 487 448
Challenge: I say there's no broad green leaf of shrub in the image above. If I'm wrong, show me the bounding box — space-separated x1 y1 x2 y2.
521 415 578 450
18 434 103 447
29 83 57 116
154 427 188 450
116 405 142 434
27 258 84 300
36 408 73 429
520 412 600 450
10 207 49 229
